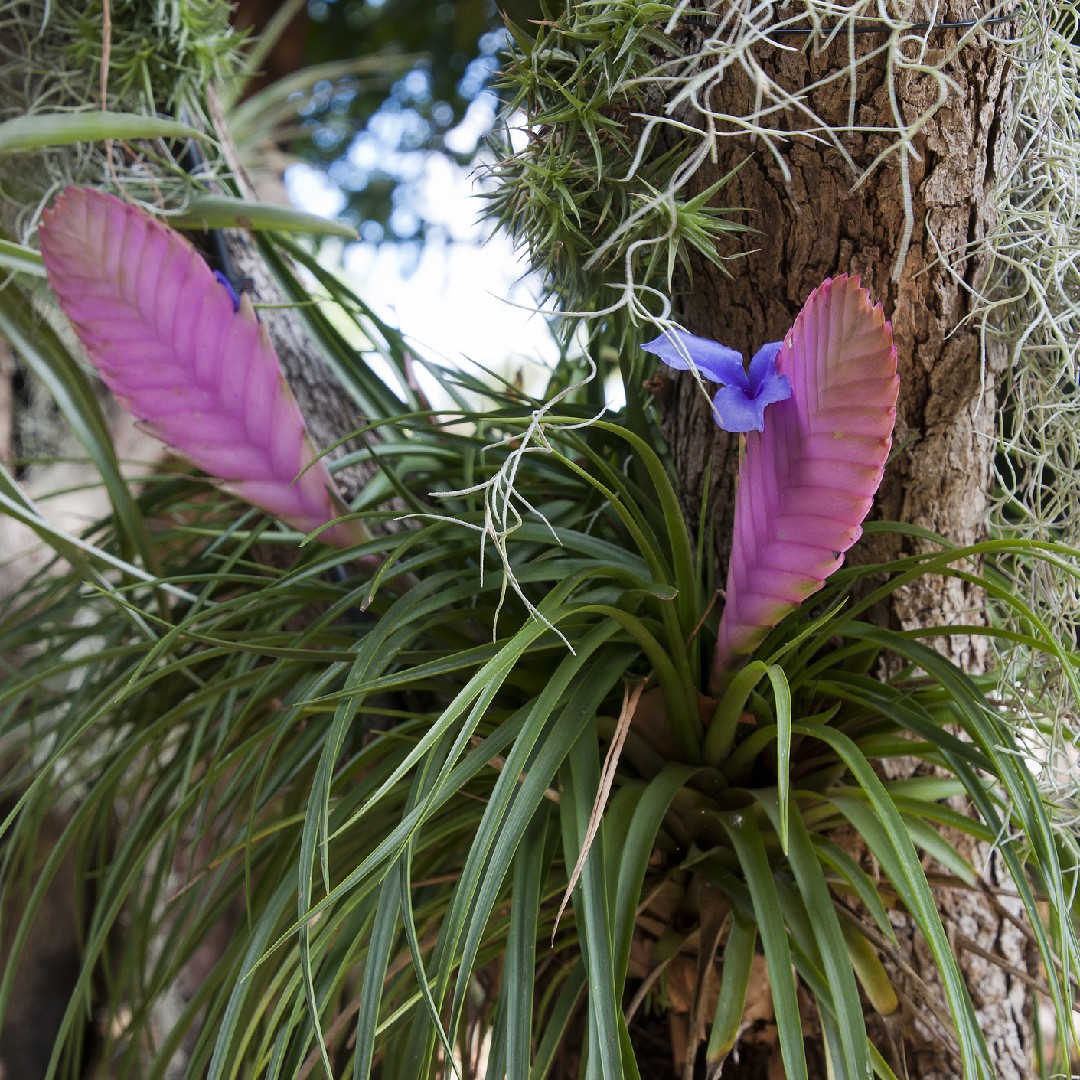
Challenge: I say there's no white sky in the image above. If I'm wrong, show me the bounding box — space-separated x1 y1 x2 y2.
284 145 563 398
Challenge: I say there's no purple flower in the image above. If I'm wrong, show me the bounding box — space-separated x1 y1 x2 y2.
213 270 242 312
643 328 792 433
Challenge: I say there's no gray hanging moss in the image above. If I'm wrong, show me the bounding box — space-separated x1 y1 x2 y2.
977 13 1080 716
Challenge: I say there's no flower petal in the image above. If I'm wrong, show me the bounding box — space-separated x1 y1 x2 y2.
755 371 793 411
712 385 770 433
643 328 748 389
747 341 783 390
213 270 241 311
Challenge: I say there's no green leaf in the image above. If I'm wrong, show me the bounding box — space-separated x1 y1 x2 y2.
706 912 757 1067
811 837 897 945
500 806 552 1080
0 110 204 152
396 821 456 1069
530 961 588 1080
766 666 793 853
352 878 400 1079
611 762 699 987
811 729 991 1080
169 195 359 238
721 811 808 1080
705 660 770 765
0 237 45 276
901 814 977 886
590 420 699 638
562 718 638 1080
756 791 868 1080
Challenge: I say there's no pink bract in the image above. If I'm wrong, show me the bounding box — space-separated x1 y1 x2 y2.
713 275 899 680
38 187 365 549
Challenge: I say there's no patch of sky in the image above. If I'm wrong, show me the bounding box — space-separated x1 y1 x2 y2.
286 147 594 410
457 34 503 100
283 3 617 410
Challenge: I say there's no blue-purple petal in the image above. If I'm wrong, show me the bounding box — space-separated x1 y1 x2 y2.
711 370 792 432
712 385 768 432
643 329 748 389
747 341 783 390
213 270 242 312
755 371 793 410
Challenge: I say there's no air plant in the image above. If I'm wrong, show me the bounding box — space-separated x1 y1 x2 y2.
3 118 1076 1080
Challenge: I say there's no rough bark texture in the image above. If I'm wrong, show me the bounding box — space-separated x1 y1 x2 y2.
654 7 1035 1078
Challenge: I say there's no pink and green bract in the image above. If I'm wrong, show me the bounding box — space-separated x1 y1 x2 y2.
712 275 899 681
38 187 365 549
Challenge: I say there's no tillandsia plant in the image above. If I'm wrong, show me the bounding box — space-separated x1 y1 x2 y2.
6 168 1080 1080
645 275 899 685
4 2 1080 1079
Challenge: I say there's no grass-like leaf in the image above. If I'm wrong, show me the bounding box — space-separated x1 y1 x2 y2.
169 194 359 238
721 810 809 1080
0 110 204 152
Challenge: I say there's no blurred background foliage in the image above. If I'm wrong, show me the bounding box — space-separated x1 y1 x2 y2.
235 0 543 241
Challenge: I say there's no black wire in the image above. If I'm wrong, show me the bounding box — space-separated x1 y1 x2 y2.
175 116 247 298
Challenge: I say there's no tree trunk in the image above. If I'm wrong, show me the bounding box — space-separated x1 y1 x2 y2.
655 6 1034 1077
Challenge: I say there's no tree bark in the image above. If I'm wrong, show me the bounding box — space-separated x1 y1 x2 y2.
654 6 1034 1077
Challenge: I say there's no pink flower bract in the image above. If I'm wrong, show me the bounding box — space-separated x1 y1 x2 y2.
39 187 365 548
713 275 899 679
